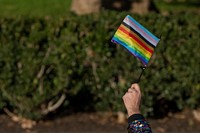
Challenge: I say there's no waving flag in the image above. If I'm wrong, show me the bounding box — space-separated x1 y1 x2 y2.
111 15 160 66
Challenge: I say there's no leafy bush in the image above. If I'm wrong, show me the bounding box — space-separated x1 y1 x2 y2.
0 11 199 119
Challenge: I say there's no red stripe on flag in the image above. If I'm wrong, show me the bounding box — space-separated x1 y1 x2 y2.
118 26 153 54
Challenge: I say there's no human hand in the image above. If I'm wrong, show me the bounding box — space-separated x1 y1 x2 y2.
122 83 141 117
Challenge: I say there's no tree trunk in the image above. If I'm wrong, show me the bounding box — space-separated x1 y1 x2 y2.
70 0 158 15
130 0 159 14
71 0 101 15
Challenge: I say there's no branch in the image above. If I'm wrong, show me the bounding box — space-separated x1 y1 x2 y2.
92 62 100 83
37 65 45 79
36 46 51 79
42 94 66 115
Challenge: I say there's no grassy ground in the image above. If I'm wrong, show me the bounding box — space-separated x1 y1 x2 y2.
0 0 199 17
0 0 72 17
154 0 200 13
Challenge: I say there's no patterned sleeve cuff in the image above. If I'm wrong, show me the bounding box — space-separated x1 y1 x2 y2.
127 114 152 133
128 114 144 123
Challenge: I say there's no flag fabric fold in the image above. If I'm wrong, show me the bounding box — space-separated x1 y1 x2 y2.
111 15 160 66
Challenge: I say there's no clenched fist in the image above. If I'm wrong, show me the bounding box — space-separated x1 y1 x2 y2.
122 83 141 117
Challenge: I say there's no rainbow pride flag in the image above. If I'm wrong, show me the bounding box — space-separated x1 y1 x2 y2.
111 15 160 66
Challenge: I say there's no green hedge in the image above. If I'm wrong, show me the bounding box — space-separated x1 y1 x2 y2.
0 11 200 119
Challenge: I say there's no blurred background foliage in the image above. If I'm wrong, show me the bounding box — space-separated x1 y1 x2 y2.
0 0 72 17
0 0 199 119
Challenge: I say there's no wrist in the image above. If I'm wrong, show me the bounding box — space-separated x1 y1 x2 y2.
127 110 141 117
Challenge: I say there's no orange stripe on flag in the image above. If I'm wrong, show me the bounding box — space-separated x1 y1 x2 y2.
118 25 153 54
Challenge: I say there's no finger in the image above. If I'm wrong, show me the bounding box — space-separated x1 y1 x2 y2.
128 88 136 93
131 83 140 92
128 88 132 92
122 94 128 101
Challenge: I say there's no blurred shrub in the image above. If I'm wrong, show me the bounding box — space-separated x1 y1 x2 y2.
0 11 199 119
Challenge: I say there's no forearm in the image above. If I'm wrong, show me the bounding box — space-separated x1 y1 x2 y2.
127 114 152 133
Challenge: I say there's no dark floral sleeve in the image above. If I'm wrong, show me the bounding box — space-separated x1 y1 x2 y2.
127 114 152 133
